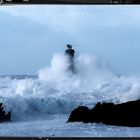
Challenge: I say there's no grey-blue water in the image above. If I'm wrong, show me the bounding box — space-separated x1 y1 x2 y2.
0 53 140 137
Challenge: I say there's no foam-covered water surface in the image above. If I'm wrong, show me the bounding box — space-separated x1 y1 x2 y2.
0 53 140 136
1 53 140 118
0 115 140 137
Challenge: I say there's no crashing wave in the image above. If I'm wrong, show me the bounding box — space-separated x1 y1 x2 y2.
0 53 140 121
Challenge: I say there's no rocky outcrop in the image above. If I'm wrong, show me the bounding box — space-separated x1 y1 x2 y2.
68 99 140 127
0 103 11 122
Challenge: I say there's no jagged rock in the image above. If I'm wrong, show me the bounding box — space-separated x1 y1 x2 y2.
0 102 11 122
68 99 140 127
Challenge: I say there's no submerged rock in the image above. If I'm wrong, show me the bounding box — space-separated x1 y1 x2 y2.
0 103 11 122
68 99 140 127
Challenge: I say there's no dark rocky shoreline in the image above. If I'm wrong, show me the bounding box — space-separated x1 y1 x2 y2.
68 99 140 127
0 103 11 122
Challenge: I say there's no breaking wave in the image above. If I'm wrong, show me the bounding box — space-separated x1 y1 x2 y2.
0 53 140 121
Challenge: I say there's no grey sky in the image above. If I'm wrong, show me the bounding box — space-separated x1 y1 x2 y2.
0 5 140 75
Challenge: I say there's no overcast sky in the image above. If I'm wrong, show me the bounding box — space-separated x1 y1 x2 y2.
0 5 140 75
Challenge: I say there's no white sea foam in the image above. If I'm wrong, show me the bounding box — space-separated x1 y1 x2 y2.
0 53 140 121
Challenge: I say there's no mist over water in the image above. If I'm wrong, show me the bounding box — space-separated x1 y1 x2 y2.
0 53 140 121
38 53 115 93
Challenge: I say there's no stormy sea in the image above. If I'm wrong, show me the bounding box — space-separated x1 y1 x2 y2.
0 53 140 137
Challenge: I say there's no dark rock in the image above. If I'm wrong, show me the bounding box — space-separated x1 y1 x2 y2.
0 102 11 122
68 106 90 123
68 99 140 127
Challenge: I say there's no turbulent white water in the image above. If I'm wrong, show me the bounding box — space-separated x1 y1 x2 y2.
0 53 140 136
1 53 140 121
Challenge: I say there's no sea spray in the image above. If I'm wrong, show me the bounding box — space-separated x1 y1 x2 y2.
0 53 140 121
38 53 115 93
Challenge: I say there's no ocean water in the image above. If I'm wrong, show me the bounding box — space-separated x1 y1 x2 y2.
0 53 140 137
